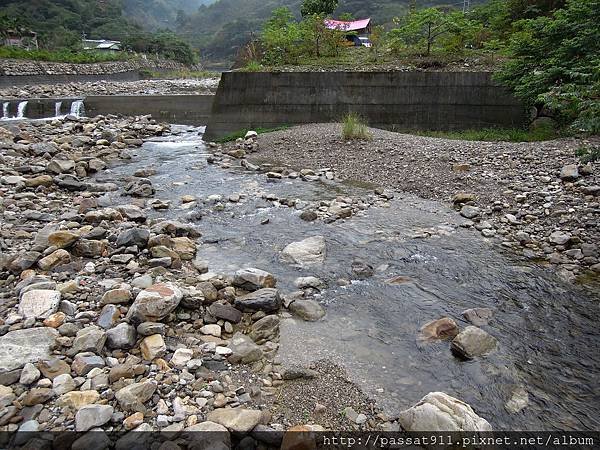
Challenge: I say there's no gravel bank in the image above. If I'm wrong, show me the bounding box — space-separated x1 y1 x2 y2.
248 123 600 281
0 78 220 99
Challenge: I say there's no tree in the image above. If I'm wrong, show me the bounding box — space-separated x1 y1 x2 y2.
496 0 600 133
300 0 338 17
261 7 301 64
389 7 473 56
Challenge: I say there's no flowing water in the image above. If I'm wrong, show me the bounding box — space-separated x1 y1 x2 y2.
98 126 600 431
70 100 85 118
2 102 9 119
55 101 63 117
16 101 27 119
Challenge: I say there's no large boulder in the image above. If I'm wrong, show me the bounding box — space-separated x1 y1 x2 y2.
559 164 579 181
38 249 71 271
281 236 326 266
233 268 276 291
0 328 59 374
208 302 243 324
419 317 459 342
288 299 326 321
249 315 280 342
115 381 157 412
75 405 114 432
116 228 150 248
183 421 230 450
228 332 263 364
398 392 492 431
234 288 282 313
126 283 183 323
451 326 497 359
18 289 61 319
207 408 262 433
70 326 106 355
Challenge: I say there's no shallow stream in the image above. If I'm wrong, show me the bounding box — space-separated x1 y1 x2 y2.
99 126 600 431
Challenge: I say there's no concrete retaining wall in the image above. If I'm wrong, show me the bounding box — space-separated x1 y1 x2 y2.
84 95 214 125
204 71 524 140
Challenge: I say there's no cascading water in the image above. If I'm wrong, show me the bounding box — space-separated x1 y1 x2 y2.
70 100 85 117
16 101 27 119
55 101 62 117
2 102 9 119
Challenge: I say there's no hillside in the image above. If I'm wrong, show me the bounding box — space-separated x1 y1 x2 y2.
122 0 216 30
0 0 198 64
177 0 487 63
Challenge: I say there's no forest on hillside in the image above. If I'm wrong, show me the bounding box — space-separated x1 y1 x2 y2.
0 0 199 64
176 0 488 61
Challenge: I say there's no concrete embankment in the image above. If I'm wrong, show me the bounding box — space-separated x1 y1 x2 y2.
84 95 214 125
1 95 215 125
204 71 525 141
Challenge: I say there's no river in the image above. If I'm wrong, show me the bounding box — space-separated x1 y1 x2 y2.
97 125 600 431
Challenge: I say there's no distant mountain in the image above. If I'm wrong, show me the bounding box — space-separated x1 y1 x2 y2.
122 0 217 30
177 0 487 63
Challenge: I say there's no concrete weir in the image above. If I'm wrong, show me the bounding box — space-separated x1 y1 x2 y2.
204 71 525 141
0 95 215 125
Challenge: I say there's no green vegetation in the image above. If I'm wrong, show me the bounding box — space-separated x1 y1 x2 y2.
342 113 373 140
0 0 198 65
301 0 338 17
216 126 290 143
408 126 562 142
240 61 265 72
0 46 129 63
175 0 480 63
576 145 600 164
495 0 600 134
247 0 598 135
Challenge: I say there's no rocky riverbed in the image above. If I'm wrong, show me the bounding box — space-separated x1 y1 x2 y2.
0 117 509 448
249 123 600 284
0 118 598 448
0 78 220 100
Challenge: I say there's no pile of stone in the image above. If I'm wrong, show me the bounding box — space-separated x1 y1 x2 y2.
0 58 196 77
0 78 220 99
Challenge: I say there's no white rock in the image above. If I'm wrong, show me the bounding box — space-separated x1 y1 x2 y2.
281 236 326 266
171 348 194 368
200 324 221 337
19 363 41 385
398 392 492 431
18 290 61 319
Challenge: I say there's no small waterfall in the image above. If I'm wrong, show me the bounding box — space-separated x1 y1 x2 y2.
2 102 9 119
16 101 28 119
55 101 62 117
70 100 85 117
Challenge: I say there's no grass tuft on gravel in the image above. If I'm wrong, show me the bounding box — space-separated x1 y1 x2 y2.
406 126 562 142
342 113 373 141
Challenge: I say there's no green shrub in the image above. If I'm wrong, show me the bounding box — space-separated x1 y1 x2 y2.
240 60 264 72
408 127 562 142
495 0 600 134
576 145 600 164
0 46 129 63
342 113 373 140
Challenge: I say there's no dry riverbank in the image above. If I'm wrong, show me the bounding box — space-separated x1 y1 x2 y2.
246 123 600 282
